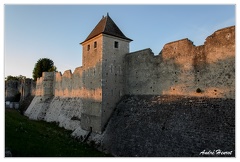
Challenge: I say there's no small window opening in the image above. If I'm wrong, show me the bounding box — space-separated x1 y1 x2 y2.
87 45 90 51
114 41 119 48
94 41 97 48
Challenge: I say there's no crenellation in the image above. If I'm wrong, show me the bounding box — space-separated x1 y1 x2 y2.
161 38 196 62
36 77 43 96
205 26 235 63
41 72 54 97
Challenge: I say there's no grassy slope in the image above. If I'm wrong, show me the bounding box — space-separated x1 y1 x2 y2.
5 109 111 157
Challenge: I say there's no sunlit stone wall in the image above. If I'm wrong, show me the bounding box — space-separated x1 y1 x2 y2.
125 26 235 99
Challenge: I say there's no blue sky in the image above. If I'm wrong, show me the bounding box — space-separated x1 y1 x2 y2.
4 4 235 79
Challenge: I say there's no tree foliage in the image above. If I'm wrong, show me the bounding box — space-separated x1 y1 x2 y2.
32 58 57 81
5 75 26 81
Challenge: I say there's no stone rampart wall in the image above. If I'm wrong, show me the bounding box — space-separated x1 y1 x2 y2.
5 78 36 101
27 25 235 136
125 26 235 99
36 67 86 98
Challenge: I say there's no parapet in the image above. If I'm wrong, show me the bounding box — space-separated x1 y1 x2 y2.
161 38 195 61
204 25 235 63
42 72 55 81
206 25 235 39
35 72 55 97
73 66 83 73
63 70 73 78
127 48 154 56
164 38 194 47
205 25 235 44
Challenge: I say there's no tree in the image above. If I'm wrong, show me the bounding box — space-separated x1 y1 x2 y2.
5 75 26 81
32 58 57 81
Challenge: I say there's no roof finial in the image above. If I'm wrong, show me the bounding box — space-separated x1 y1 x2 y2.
102 15 104 19
107 12 109 16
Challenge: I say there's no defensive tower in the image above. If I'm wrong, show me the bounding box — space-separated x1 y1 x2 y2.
80 13 132 133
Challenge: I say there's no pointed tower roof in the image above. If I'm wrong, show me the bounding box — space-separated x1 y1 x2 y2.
81 13 132 44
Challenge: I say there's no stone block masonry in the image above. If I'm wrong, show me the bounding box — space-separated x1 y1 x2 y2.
125 26 235 99
100 95 235 156
5 78 36 102
25 14 235 135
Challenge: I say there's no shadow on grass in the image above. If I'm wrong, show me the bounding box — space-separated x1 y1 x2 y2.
5 109 112 157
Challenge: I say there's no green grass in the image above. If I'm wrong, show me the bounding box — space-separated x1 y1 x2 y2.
5 109 111 157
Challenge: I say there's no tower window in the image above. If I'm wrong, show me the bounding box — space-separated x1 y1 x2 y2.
94 41 97 48
87 45 90 51
114 41 119 48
